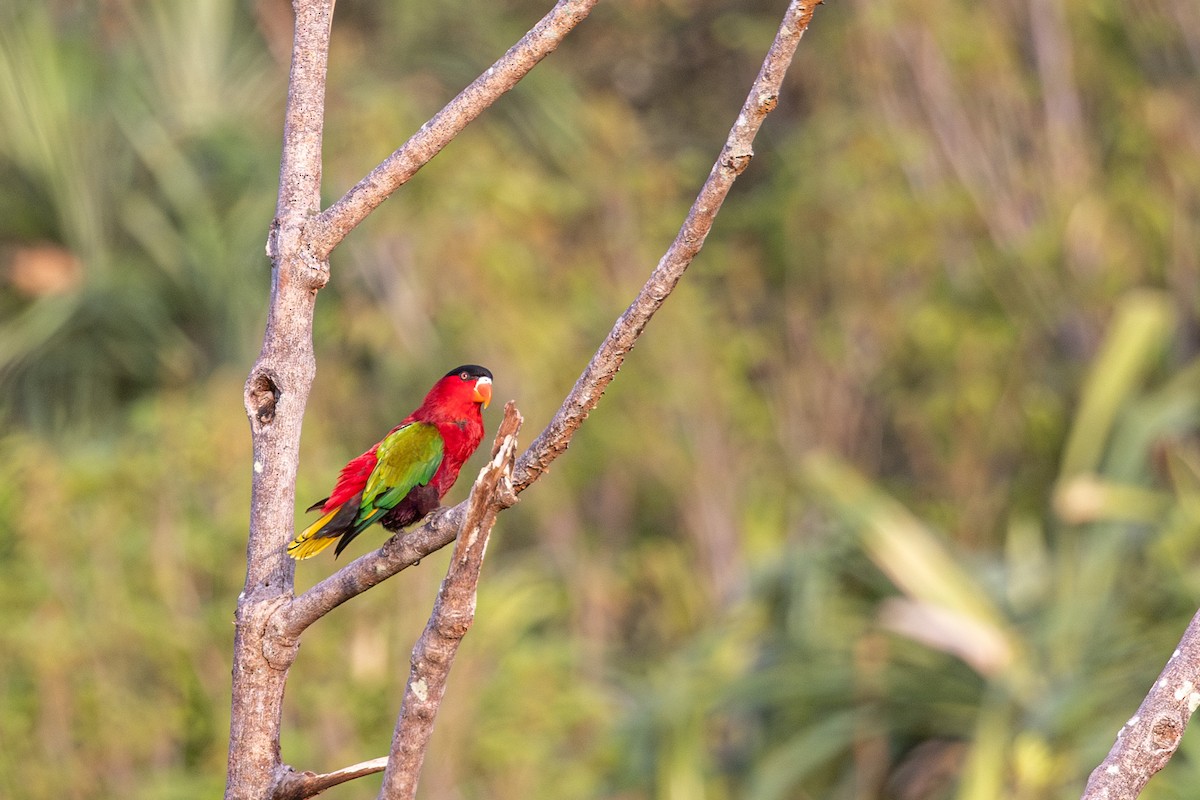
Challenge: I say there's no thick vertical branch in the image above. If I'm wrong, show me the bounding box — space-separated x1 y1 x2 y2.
1081 609 1200 799
378 405 524 800
227 2 334 799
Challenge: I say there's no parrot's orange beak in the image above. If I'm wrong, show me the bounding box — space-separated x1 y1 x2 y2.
473 377 492 409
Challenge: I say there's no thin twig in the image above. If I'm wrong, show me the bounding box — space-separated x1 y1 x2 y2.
274 757 389 800
272 0 822 645
1081 608 1200 799
307 0 600 258
377 404 524 800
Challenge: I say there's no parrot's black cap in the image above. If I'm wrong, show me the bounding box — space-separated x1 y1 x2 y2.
446 364 493 380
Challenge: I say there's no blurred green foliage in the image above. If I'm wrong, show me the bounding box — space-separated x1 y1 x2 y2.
2 0 1200 798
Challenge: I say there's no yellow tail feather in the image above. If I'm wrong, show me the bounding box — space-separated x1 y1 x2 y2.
287 507 341 560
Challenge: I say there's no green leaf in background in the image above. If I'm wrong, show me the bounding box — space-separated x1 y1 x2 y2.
1058 291 1176 481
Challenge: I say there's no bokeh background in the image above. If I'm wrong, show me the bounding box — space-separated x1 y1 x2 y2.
3 0 1200 798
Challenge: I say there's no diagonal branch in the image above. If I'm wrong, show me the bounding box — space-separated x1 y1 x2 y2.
271 506 468 646
378 404 524 800
272 0 822 645
512 0 821 491
307 0 600 259
268 408 522 800
237 1 830 798
1081 607 1200 799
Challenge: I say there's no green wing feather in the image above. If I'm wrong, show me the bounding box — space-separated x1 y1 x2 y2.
352 422 444 533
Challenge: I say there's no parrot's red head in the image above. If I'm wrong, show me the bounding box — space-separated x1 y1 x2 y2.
422 364 493 414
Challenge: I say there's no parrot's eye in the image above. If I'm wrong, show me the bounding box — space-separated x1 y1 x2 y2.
459 371 470 380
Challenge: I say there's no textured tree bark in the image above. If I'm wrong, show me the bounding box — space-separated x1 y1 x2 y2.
379 405 523 800
1081 608 1200 799
226 1 332 798
228 1 822 797
228 1 600 797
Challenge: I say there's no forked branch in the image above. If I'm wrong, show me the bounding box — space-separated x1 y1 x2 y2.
379 404 523 799
308 0 601 257
270 406 522 800
274 0 822 645
253 2 823 798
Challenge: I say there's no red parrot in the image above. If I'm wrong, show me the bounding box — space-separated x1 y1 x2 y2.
287 365 493 560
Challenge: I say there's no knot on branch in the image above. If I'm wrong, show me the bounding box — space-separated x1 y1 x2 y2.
270 765 307 800
263 627 300 671
268 217 331 291
249 595 299 671
295 238 331 292
246 371 281 427
1150 713 1183 752
433 608 475 640
496 479 519 509
722 148 754 175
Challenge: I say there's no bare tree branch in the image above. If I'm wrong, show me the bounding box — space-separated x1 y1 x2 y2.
272 0 822 648
274 757 389 800
512 0 821 492
227 2 335 798
379 403 524 800
274 1 333 225
232 2 823 798
269 406 521 800
272 506 467 642
307 0 601 258
232 2 601 792
1081 608 1200 799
